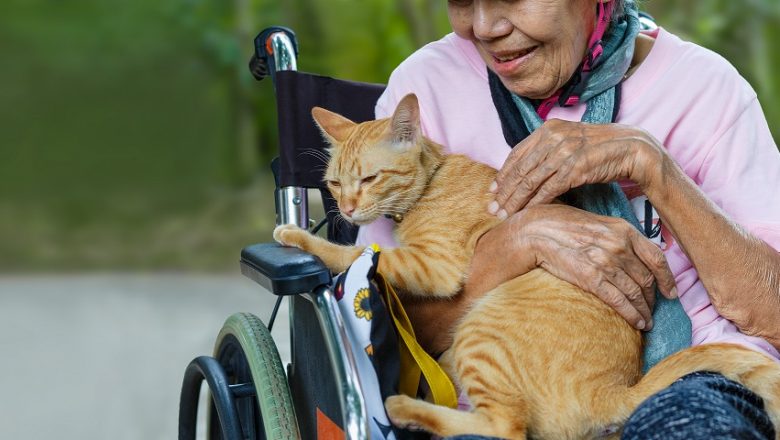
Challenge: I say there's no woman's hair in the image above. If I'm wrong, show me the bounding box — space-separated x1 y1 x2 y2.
611 0 627 21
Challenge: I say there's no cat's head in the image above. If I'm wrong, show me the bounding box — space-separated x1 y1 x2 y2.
311 93 442 225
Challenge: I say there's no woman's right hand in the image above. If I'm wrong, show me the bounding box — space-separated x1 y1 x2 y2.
468 204 678 331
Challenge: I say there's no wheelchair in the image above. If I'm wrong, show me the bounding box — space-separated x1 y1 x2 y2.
178 26 389 440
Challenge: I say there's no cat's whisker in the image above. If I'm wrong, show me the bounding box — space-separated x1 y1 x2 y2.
382 190 423 206
319 207 353 232
377 201 413 213
385 186 420 198
326 210 346 226
376 204 405 214
379 197 416 205
336 214 353 229
365 206 386 219
382 193 417 202
379 207 411 215
379 195 415 206
299 148 331 164
323 207 351 230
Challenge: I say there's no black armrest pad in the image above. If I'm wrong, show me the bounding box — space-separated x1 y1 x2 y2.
240 243 332 296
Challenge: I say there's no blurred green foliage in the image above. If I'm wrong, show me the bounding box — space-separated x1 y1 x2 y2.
0 0 777 271
645 0 780 137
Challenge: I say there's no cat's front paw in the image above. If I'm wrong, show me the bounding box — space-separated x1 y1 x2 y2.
273 224 309 249
384 395 425 430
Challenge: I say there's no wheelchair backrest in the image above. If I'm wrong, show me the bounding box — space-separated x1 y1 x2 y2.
274 70 386 245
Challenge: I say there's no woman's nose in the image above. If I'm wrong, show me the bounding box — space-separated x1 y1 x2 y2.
472 1 513 41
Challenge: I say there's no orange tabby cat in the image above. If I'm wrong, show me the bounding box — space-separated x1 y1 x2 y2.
273 93 780 440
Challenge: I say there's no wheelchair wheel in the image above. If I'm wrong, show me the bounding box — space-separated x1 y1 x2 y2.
209 312 299 440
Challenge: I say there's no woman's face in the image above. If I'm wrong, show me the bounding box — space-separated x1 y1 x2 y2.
448 0 598 99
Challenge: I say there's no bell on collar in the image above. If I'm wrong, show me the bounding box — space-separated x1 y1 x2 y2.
385 213 404 223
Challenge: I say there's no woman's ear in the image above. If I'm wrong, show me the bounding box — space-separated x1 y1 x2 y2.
311 107 356 145
389 93 421 145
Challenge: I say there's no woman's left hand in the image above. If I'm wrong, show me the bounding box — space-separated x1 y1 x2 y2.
489 119 664 219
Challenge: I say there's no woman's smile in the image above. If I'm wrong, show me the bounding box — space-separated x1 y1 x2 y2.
484 45 539 77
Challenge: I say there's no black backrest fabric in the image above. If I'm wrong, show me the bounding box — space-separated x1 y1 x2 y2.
275 70 386 244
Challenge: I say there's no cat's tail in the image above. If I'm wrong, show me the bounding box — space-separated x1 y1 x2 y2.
625 343 780 438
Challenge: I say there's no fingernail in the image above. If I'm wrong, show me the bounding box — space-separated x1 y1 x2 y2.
488 201 499 214
497 209 508 220
670 287 678 298
636 320 646 330
489 181 497 193
645 319 653 331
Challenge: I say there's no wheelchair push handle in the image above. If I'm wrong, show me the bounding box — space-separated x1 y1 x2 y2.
251 27 309 229
249 26 299 84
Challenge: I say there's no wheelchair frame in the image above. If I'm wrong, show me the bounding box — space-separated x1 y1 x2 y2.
178 27 380 440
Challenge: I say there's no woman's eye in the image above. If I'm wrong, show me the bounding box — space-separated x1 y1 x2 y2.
361 175 377 184
328 180 341 187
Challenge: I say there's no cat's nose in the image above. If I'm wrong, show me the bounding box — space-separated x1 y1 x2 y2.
343 206 356 216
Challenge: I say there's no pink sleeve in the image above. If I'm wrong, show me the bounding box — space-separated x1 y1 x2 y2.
374 78 399 119
374 63 436 132
696 97 780 251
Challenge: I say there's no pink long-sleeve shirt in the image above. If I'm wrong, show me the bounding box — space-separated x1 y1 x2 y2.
356 28 780 360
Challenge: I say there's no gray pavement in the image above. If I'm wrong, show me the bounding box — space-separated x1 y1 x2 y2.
0 273 291 440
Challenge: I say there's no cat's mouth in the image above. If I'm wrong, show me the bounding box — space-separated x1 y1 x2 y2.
339 203 386 225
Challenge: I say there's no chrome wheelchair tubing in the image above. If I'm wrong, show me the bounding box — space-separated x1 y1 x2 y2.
306 286 369 439
269 31 298 73
267 31 309 229
276 186 309 228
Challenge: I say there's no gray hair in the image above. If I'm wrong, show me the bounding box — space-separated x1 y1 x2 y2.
611 0 627 22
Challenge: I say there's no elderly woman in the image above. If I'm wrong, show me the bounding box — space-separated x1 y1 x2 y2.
356 0 780 438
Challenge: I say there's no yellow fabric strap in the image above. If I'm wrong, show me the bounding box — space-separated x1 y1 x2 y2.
376 272 458 408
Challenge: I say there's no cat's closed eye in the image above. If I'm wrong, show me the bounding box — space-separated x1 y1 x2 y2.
327 180 341 187
361 175 378 184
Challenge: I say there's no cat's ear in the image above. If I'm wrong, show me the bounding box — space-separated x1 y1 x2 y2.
311 107 356 145
389 93 421 145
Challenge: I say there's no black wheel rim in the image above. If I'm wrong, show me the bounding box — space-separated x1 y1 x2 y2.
208 334 265 440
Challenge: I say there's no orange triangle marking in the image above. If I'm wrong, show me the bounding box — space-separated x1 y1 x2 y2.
316 407 345 440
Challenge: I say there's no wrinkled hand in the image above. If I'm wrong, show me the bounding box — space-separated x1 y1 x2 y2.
513 204 677 331
489 119 662 219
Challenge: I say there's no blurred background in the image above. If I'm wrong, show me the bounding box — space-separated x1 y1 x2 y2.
0 0 778 438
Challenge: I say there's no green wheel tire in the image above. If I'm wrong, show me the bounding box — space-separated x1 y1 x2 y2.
214 312 299 440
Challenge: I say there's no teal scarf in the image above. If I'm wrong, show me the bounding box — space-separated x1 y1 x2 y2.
490 0 691 372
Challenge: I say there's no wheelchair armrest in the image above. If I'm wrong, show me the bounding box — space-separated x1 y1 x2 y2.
240 242 332 296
